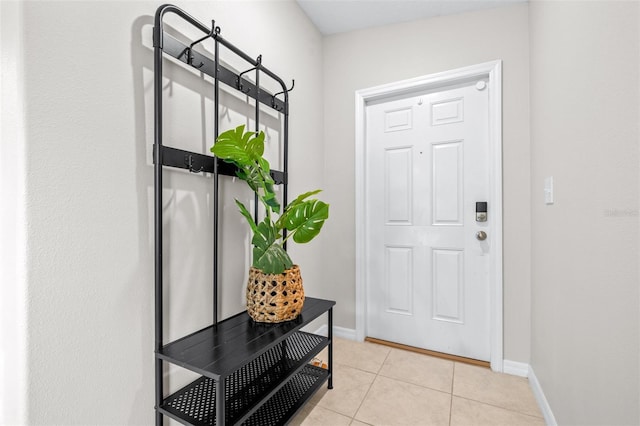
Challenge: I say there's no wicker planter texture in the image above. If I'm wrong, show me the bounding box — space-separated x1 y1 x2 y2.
246 265 305 323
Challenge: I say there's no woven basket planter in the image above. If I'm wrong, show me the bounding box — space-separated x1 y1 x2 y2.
246 265 305 323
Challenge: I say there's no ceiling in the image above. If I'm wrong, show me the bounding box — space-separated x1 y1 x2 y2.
296 0 527 35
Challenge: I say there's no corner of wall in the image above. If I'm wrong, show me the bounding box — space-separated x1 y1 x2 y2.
502 360 529 377
0 1 28 424
528 365 558 426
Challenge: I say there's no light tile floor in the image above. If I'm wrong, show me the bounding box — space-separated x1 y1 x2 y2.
291 338 544 426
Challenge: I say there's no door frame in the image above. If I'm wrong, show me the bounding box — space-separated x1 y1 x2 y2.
354 60 503 371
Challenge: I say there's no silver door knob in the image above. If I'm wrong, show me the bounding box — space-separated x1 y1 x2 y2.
476 231 487 241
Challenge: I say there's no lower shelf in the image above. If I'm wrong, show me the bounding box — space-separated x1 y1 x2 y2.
245 364 328 425
159 332 329 425
161 365 328 426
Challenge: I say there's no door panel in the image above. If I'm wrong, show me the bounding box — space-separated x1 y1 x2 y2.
432 141 463 224
366 81 490 361
431 97 464 126
384 147 413 224
384 246 413 315
432 248 464 323
384 107 413 132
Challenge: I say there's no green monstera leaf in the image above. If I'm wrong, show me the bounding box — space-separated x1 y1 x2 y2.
282 199 329 244
252 219 293 274
215 125 263 161
210 126 329 275
235 200 258 234
211 125 253 166
211 125 279 215
246 130 265 160
286 190 322 210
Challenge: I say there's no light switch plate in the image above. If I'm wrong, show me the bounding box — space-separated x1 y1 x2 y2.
544 176 554 204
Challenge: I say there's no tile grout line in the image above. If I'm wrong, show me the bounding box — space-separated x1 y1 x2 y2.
350 347 393 424
451 362 457 394
449 362 456 426
314 405 358 423
375 347 393 375
374 355 458 397
453 395 545 420
451 363 543 419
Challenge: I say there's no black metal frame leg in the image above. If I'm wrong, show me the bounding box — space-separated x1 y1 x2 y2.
216 377 226 425
328 307 333 389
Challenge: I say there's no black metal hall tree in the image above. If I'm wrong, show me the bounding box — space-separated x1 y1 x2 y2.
152 5 335 425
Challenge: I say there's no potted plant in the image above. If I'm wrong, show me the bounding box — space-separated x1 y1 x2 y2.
210 125 329 323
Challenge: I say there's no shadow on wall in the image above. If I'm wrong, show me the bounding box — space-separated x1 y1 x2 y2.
129 14 154 424
128 12 287 422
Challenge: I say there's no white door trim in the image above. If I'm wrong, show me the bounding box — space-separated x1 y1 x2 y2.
355 60 504 371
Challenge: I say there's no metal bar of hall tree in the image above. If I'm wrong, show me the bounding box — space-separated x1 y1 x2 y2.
159 32 287 114
282 92 289 250
328 307 333 389
152 17 164 426
216 377 226 425
213 29 220 327
154 5 290 107
254 61 260 223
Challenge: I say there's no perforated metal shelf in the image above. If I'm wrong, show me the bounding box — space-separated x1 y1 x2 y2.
244 365 328 426
159 332 329 425
157 298 335 380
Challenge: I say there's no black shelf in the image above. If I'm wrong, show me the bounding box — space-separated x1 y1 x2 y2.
160 334 329 425
157 298 334 379
245 365 328 426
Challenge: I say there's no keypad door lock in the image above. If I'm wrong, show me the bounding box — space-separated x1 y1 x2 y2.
476 202 487 222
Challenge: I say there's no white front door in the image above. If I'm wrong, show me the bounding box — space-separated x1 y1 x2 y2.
365 80 491 361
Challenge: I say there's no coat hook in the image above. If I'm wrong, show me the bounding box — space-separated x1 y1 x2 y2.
212 20 221 36
236 78 251 94
186 154 204 173
236 56 262 94
184 20 216 69
272 79 295 110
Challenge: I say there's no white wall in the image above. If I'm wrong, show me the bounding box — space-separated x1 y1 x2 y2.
322 4 532 362
0 1 28 423
529 1 639 424
16 1 323 423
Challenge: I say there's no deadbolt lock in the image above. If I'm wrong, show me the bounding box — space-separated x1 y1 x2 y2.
476 202 487 222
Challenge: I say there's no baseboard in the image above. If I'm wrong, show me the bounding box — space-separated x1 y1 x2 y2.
528 365 558 426
314 325 358 341
503 360 529 377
